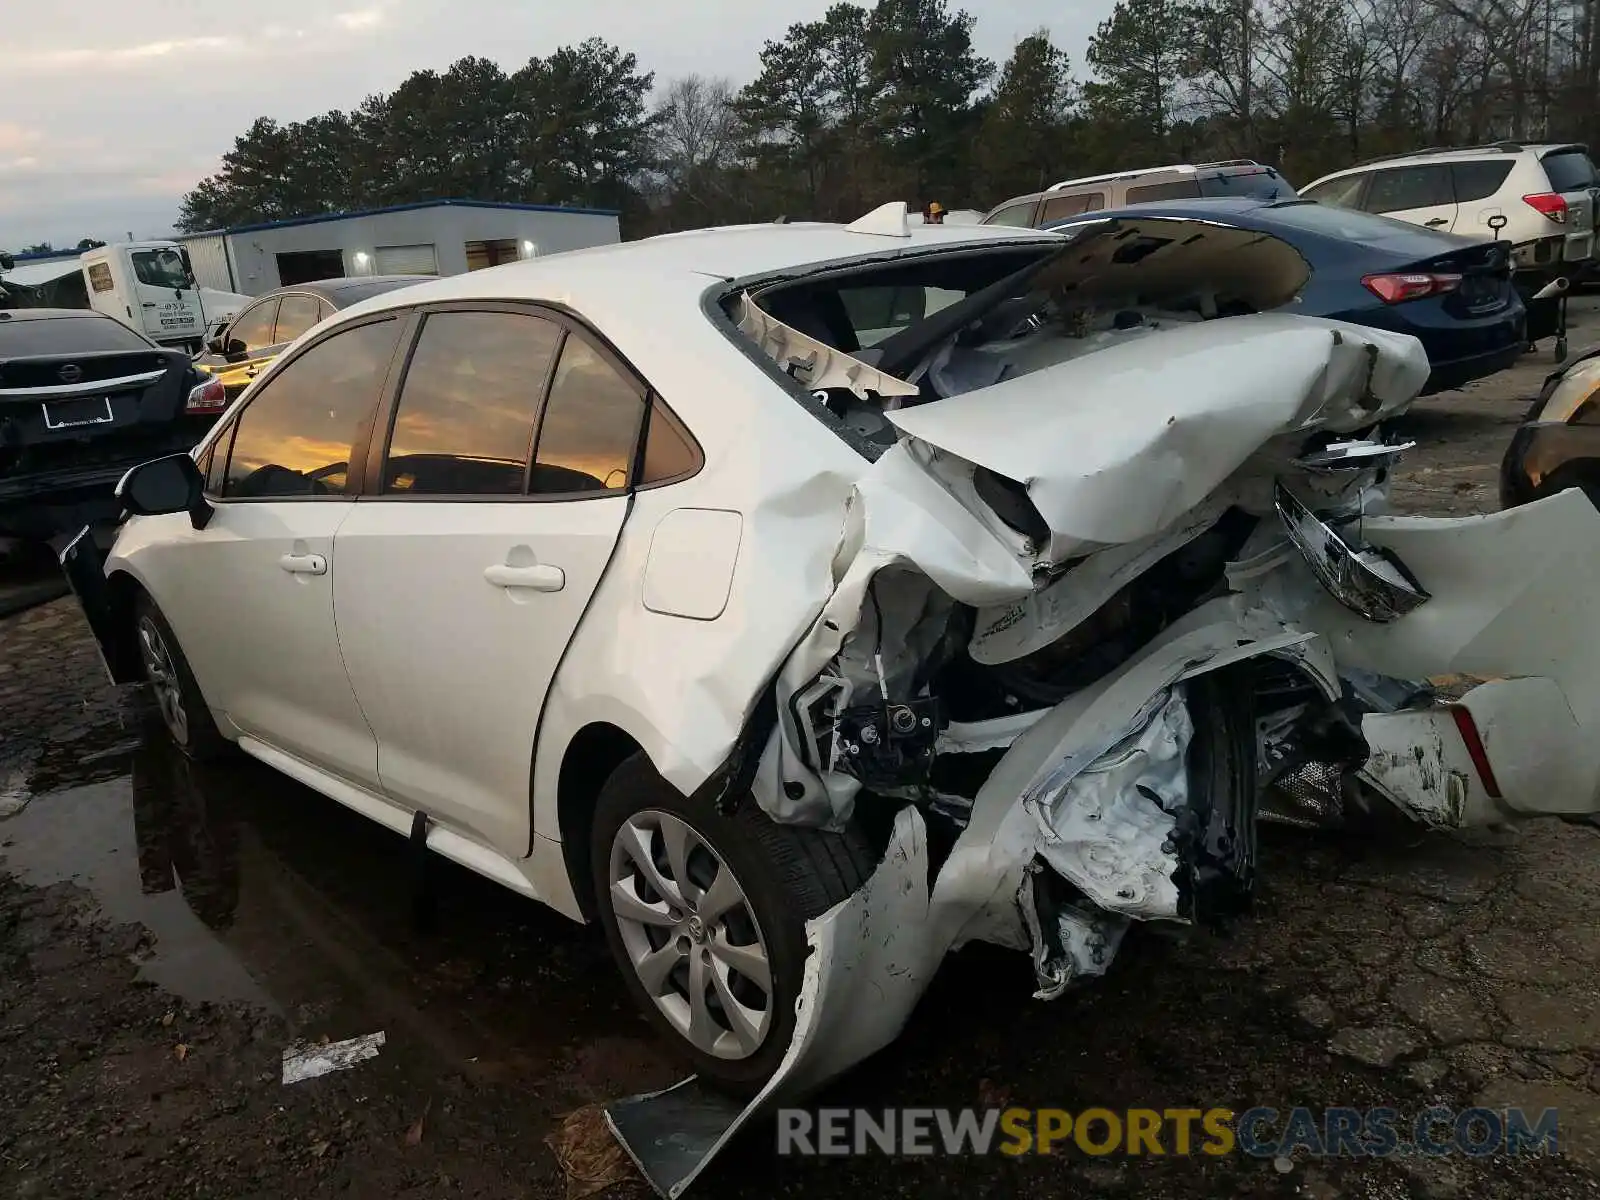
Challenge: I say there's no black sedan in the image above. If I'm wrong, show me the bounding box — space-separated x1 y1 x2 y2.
1500 346 1600 507
0 308 225 543
1046 197 1527 394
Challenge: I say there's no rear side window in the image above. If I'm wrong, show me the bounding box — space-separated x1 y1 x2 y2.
1542 150 1597 192
1364 165 1453 213
382 309 561 496
640 400 700 485
1126 179 1202 204
1040 192 1107 221
1451 160 1515 202
984 201 1039 228
530 335 645 495
221 318 402 499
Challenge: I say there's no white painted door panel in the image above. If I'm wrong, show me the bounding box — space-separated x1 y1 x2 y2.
331 497 630 854
133 501 378 787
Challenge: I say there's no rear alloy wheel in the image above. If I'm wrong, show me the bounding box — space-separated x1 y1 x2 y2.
591 753 873 1095
133 595 227 761
608 809 774 1061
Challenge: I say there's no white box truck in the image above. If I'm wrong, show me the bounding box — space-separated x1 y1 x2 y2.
0 242 247 354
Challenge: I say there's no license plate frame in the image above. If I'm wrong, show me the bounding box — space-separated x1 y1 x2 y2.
41 396 113 429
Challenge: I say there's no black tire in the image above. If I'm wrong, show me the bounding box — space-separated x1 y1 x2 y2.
590 753 874 1096
132 594 228 762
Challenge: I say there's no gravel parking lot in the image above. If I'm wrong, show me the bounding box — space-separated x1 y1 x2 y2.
3 308 1600 1199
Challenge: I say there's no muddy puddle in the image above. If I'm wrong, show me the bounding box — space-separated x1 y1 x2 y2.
0 727 682 1101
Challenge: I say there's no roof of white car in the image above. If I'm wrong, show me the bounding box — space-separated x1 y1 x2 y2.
341 218 1055 324
1307 142 1587 187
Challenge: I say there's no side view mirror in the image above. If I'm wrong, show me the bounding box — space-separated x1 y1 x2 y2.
116 453 213 530
206 335 227 354
0 252 12 271
224 338 247 359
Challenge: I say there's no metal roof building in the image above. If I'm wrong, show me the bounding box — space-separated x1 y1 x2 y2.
175 199 622 297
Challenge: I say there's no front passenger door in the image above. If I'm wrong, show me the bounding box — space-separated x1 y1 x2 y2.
138 315 407 790
199 298 280 399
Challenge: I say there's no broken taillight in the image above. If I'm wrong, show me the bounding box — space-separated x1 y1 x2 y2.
1361 273 1464 304
1522 192 1569 223
1448 705 1503 800
185 375 226 413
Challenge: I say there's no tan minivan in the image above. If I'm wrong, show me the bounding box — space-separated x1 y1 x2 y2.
983 161 1298 227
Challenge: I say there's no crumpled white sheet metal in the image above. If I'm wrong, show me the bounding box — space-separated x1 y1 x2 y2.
1026 687 1193 921
612 606 1326 1195
885 315 1430 561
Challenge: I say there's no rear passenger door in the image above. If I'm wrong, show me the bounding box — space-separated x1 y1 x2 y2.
331 305 678 856
1362 164 1458 232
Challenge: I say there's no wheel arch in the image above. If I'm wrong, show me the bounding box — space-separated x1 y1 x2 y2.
555 721 646 921
102 568 149 683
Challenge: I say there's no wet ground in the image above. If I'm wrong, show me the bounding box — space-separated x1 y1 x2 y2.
4 309 1600 1198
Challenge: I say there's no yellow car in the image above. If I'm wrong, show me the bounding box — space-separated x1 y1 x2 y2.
194 276 429 399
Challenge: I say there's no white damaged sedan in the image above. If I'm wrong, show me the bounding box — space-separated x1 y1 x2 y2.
63 204 1600 1125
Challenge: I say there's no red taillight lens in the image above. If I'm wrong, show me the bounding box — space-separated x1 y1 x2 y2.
1523 192 1568 223
1361 272 1464 304
185 375 226 412
1449 705 1503 799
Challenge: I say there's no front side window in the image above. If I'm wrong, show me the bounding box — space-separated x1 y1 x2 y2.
130 249 190 290
1364 165 1453 213
272 294 325 345
530 335 645 495
222 318 403 499
1304 172 1369 209
226 300 279 353
984 201 1039 228
383 309 561 496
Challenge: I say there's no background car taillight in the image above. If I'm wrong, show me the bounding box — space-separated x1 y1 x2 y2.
1361 272 1463 304
185 375 226 413
1523 192 1569 223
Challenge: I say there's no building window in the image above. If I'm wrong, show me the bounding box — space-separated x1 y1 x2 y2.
465 239 521 271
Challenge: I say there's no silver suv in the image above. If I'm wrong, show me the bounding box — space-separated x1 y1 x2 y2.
982 160 1298 227
1301 143 1598 279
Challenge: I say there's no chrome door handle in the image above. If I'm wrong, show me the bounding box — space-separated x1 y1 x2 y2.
484 562 565 592
279 553 327 576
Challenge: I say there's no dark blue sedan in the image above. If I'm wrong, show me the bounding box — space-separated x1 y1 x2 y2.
1045 197 1526 394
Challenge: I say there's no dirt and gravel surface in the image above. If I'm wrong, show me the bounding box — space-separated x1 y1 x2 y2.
3 307 1600 1199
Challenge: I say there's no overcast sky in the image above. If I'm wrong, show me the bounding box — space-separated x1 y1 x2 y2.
1 0 1115 249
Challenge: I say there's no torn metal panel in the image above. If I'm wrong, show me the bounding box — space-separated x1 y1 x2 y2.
1026 688 1193 920
735 295 919 400
885 316 1430 561
1281 488 1600 818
